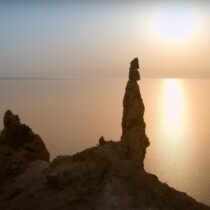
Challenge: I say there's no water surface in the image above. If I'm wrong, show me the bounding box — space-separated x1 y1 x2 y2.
0 78 209 205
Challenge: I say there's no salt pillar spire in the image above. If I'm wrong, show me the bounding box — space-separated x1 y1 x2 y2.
121 58 150 167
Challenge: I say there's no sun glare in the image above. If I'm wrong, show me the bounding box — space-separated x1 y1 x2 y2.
153 6 198 42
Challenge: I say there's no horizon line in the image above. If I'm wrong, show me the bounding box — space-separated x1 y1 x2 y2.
0 76 209 80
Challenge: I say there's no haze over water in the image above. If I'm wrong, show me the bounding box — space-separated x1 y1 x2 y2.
0 78 209 205
1 1 209 79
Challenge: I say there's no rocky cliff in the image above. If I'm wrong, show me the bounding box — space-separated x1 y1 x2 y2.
0 58 209 210
0 110 50 184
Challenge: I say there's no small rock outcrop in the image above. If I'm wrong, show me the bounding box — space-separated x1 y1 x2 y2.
98 136 106 146
0 110 50 183
121 58 150 167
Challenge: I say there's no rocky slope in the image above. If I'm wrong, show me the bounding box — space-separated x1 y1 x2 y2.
0 58 209 210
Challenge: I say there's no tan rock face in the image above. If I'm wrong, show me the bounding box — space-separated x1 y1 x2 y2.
121 58 150 167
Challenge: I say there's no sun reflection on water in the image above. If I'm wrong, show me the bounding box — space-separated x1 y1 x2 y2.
161 79 188 165
163 79 184 136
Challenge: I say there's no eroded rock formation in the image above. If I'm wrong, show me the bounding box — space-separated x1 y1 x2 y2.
121 58 150 167
0 59 209 210
0 110 50 183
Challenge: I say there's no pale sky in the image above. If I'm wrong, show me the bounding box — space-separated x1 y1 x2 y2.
0 1 209 78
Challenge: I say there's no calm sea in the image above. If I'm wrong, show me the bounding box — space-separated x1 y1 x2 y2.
0 78 209 205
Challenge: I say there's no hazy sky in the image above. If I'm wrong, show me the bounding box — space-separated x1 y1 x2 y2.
0 1 209 78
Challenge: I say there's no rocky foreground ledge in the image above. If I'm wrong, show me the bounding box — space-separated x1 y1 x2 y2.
0 58 209 210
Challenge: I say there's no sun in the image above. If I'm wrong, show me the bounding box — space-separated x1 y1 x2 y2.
153 6 198 42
